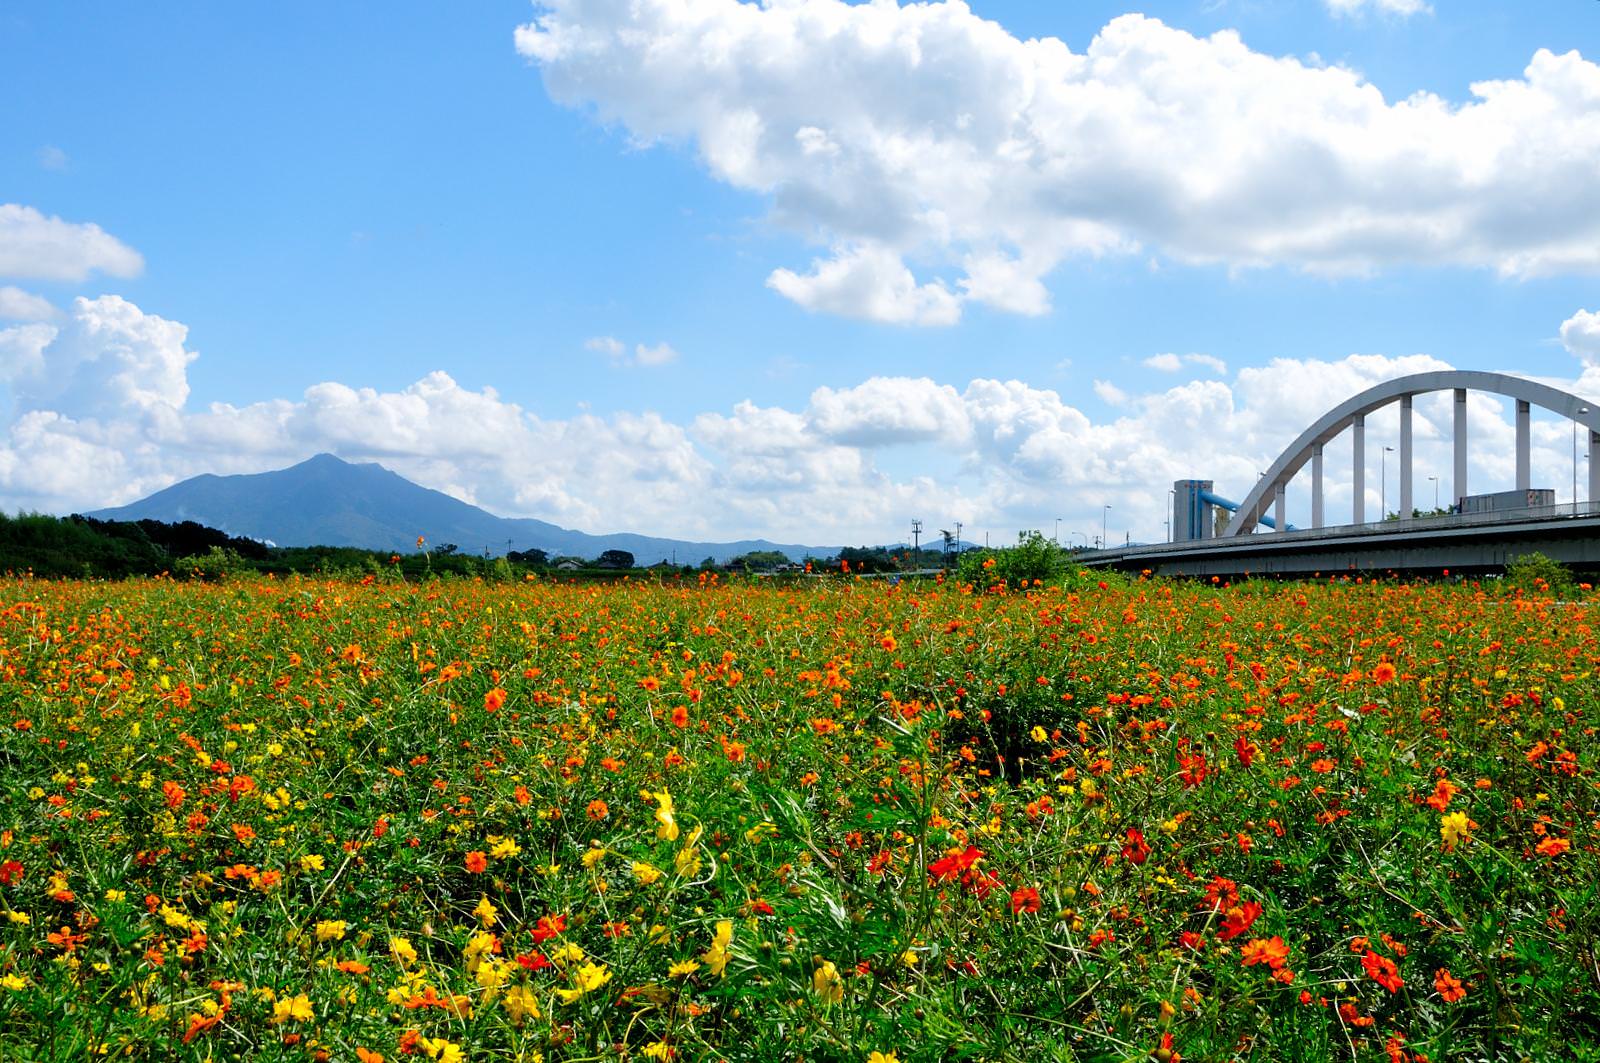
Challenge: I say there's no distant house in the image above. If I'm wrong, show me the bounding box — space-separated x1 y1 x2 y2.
554 558 582 571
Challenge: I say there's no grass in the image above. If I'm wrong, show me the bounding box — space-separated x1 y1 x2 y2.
0 570 1595 1061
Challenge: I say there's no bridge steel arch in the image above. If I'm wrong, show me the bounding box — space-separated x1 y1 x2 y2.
1223 371 1600 537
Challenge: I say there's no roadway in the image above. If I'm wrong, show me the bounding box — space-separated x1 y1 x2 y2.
1077 504 1600 578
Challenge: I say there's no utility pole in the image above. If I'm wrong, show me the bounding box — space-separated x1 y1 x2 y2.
911 518 922 557
954 521 962 556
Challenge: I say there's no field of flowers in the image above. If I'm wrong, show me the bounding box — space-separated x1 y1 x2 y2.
0 571 1596 1061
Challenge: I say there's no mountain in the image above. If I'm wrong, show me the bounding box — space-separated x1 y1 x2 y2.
86 454 834 565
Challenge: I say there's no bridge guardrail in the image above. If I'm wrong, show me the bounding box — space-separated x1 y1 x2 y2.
1101 501 1600 557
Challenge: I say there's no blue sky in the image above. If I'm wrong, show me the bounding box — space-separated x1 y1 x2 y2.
2 0 1598 546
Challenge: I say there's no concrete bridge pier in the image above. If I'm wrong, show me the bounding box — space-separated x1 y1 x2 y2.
1352 415 1365 524
1311 445 1324 529
1399 396 1413 518
1590 429 1600 506
1516 400 1531 492
1454 388 1468 505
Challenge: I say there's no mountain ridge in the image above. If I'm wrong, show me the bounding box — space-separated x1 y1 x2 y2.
86 454 834 565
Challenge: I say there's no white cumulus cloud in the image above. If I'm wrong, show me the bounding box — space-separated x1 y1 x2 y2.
517 2 1600 325
8 295 1600 546
1325 0 1431 18
0 287 57 322
1560 310 1600 365
0 204 144 282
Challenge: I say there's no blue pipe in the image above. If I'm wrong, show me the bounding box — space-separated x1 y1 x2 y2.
1199 488 1294 531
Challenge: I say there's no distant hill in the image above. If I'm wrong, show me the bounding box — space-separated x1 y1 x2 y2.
86 454 833 565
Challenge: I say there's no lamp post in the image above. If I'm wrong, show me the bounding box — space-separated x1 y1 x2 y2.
1427 475 1438 512
1101 505 1111 550
1381 445 1394 522
1054 517 1061 544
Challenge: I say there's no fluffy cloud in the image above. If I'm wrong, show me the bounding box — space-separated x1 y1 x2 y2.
587 335 681 367
768 244 960 326
1560 310 1600 365
1142 352 1227 375
807 376 968 446
1325 0 1431 18
0 287 56 322
7 294 1600 545
0 204 144 282
517 2 1600 324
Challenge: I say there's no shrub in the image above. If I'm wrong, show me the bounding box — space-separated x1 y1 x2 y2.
957 529 1067 589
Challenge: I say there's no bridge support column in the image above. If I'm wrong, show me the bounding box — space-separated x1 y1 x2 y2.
1516 400 1531 492
1400 396 1413 519
1274 482 1286 532
1454 388 1468 506
1312 444 1324 528
1589 430 1600 509
1352 415 1365 524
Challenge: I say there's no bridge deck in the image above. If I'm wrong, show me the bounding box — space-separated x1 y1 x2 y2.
1082 504 1600 577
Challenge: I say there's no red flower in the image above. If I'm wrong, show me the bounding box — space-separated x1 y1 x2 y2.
929 845 982 882
1240 935 1290 970
1434 968 1466 1003
530 913 567 943
1122 828 1151 865
1361 949 1404 993
1536 837 1570 857
1010 886 1041 915
1218 901 1262 941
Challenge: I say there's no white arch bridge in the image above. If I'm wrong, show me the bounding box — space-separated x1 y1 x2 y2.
1092 371 1600 578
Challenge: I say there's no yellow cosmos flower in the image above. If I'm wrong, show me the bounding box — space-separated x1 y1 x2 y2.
314 919 346 942
633 861 663 885
502 983 540 1025
702 919 733 977
473 895 499 927
389 936 418 965
651 790 679 842
299 854 325 873
1440 810 1476 850
668 959 700 978
812 960 843 1004
555 962 613 1004
271 992 314 1023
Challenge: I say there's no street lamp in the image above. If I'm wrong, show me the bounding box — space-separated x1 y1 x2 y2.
1054 517 1061 544
1101 504 1111 550
1381 445 1394 521
1427 475 1438 512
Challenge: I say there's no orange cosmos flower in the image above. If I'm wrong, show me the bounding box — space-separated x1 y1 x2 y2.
1371 662 1397 684
483 687 506 713
1536 837 1570 857
1240 936 1290 971
1009 886 1041 915
1361 949 1403 993
1217 901 1262 941
1434 968 1466 1003
464 851 488 873
1425 778 1458 812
